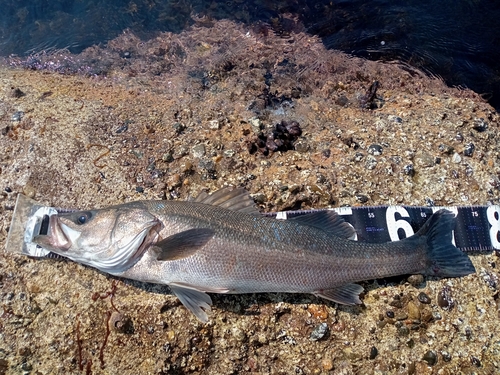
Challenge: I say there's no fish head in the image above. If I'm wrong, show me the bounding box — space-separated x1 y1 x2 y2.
33 203 161 274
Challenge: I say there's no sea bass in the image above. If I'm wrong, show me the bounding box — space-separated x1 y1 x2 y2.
33 187 475 322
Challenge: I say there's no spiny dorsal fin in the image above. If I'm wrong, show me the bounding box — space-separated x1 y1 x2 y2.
291 211 356 239
153 228 215 261
193 187 259 214
314 283 364 305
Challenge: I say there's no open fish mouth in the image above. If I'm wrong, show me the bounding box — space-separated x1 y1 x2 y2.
33 214 76 252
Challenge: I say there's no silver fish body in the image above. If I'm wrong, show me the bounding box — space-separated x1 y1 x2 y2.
33 188 475 322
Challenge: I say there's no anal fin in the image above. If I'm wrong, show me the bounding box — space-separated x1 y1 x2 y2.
314 283 364 305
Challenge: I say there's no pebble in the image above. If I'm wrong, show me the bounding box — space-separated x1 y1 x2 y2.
397 326 410 336
437 285 455 310
465 165 474 177
471 356 481 367
367 144 383 156
418 153 434 168
407 301 421 320
167 174 182 188
321 357 334 371
406 338 415 349
208 119 220 129
307 304 329 319
451 153 462 163
22 183 36 198
231 327 246 342
115 123 128 133
386 310 395 319
180 161 192 173
425 198 435 206
365 156 377 170
252 193 266 204
356 194 369 203
10 87 25 98
21 361 32 371
422 350 438 366
223 149 235 157
335 95 349 106
438 144 454 155
162 152 174 162
403 164 415 176
389 294 403 308
282 120 302 136
395 312 408 321
192 144 206 158
463 142 475 157
172 122 185 134
408 274 424 286
441 351 451 362
249 117 263 133
472 118 488 132
294 141 309 153
11 111 24 122
417 292 431 304
388 115 403 123
310 322 329 341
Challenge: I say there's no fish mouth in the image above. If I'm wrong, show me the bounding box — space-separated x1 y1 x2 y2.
33 215 77 252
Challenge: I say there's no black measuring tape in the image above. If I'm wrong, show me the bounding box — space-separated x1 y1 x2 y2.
265 205 500 253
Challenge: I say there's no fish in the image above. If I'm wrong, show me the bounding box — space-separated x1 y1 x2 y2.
33 187 475 322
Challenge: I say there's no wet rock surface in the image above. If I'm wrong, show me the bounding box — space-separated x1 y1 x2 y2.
0 20 500 374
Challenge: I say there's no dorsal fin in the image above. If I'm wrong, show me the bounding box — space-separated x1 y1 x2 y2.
291 211 356 239
192 187 259 214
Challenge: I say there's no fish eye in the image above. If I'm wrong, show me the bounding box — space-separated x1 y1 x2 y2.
75 212 92 225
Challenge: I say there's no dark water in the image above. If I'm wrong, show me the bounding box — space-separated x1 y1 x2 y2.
1 0 499 110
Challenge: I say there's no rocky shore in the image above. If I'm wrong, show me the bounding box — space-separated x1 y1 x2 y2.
1 20 499 374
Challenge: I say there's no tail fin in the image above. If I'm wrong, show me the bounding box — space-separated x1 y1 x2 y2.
416 209 475 277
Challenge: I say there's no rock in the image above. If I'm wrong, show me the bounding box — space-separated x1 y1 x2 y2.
310 323 329 341
451 153 462 163
192 144 206 158
208 119 220 129
407 301 421 320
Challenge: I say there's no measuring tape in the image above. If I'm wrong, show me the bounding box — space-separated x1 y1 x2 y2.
266 205 500 252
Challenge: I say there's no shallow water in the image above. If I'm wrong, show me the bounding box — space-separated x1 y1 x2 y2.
1 0 499 109
307 0 500 110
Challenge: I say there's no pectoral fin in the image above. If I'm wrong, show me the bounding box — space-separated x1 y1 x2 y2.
314 283 364 305
169 283 213 322
153 228 215 261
